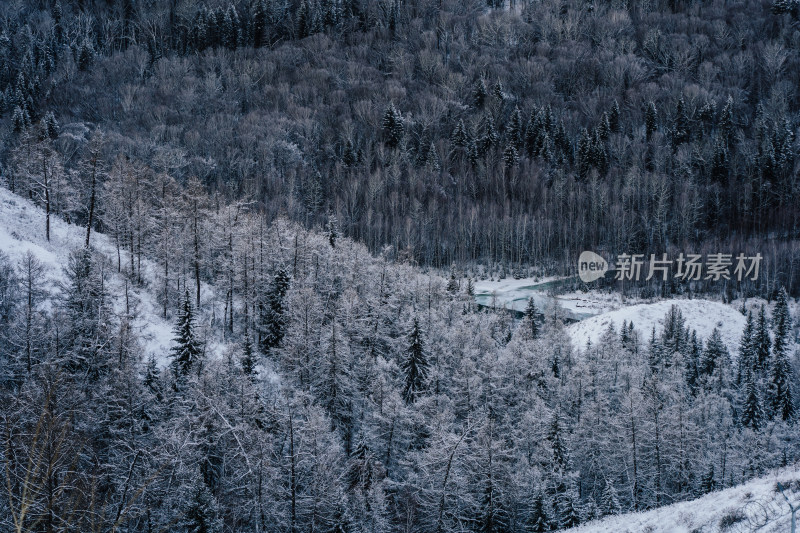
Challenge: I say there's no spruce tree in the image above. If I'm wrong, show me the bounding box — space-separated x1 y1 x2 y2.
507 106 523 149
685 330 700 393
741 372 764 430
259 269 290 354
609 100 621 133
502 143 518 170
525 298 540 339
737 311 756 385
327 214 338 248
767 291 795 421
755 305 772 371
772 287 792 358
699 464 715 494
558 484 582 529
181 481 222 533
645 101 657 141
252 0 268 47
241 333 256 376
601 478 621 515
382 102 404 148
672 97 690 148
402 317 428 403
472 78 487 109
171 290 203 379
43 111 58 139
527 490 550 532
547 413 567 470
767 347 795 421
446 272 459 293
699 328 728 382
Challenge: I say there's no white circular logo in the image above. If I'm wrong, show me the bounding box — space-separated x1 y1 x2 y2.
578 251 608 282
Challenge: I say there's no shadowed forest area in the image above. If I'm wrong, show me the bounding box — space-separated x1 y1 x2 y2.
1 0 800 290
1 0 800 532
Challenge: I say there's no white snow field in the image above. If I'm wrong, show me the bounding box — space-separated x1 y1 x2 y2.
567 299 748 355
565 465 800 533
0 184 227 365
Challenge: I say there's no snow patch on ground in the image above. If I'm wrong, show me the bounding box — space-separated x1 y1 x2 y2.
567 299 747 354
566 465 800 533
0 185 228 366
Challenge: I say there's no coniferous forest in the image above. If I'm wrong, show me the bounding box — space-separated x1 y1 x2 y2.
1 0 800 531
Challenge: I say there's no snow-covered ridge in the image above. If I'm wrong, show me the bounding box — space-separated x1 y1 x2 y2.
567 299 748 355
565 465 800 533
0 184 212 365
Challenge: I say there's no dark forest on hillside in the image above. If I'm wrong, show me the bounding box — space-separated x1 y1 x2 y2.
1 1 800 532
2 0 800 290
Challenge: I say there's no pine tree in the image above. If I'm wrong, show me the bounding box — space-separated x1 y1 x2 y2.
719 95 734 144
741 372 764 430
43 111 58 139
737 311 756 385
609 100 621 133
382 102 404 148
767 291 795 421
672 97 690 148
259 269 290 354
525 298 540 339
12 106 28 132
601 478 621 515
472 78 487 109
685 330 700 393
402 317 428 403
181 480 223 533
645 101 657 141
327 214 339 248
297 0 311 38
62 248 111 381
772 287 792 358
558 484 582 529
547 413 567 470
507 107 523 149
171 290 203 379
699 464 715 494
451 119 470 150
597 112 611 142
241 333 256 376
346 434 376 493
767 347 795 421
755 305 771 371
446 271 459 293
502 143 518 170
699 328 728 383
252 0 268 47
78 41 94 71
479 115 499 155
528 490 550 532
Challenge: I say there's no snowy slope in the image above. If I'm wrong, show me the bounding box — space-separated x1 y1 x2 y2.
565 465 800 533
0 184 217 364
567 299 747 354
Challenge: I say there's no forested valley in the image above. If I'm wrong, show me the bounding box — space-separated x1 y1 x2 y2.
1 0 800 284
1 0 800 531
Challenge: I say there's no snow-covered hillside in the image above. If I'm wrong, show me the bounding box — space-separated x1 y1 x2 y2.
0 185 226 365
566 465 800 533
567 299 748 355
